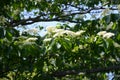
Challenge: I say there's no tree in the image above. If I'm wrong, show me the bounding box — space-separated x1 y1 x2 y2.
0 0 120 79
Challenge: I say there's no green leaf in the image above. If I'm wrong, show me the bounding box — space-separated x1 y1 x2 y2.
6 31 13 41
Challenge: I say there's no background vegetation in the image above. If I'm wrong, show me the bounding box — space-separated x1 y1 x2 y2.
0 0 120 79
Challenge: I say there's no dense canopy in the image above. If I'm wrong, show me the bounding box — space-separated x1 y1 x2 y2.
0 0 120 79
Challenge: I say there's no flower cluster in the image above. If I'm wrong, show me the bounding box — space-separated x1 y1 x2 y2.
26 37 38 42
27 28 39 34
0 16 6 24
97 31 115 39
46 26 85 38
46 26 57 33
43 38 52 42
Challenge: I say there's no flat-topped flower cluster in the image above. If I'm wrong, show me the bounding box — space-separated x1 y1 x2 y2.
44 26 115 43
97 31 115 39
46 26 85 38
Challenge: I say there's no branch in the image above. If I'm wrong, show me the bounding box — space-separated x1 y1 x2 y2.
9 7 118 27
10 18 79 27
51 64 120 77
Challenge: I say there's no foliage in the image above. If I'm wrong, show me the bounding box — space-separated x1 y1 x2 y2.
0 0 120 79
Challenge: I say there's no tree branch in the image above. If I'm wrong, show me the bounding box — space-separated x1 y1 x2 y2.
9 7 118 27
51 64 120 77
10 18 79 27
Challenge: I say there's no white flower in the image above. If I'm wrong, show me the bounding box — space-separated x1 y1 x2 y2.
43 38 52 42
27 28 39 34
26 38 38 42
53 30 75 37
75 30 85 36
57 43 61 49
97 31 107 36
61 30 75 36
103 32 115 39
46 26 56 33
53 29 64 33
53 32 62 37
0 16 6 24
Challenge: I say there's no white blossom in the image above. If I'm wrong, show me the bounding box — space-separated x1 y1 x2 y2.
75 30 85 36
61 30 75 36
57 43 61 49
53 29 64 33
46 26 56 33
26 37 38 42
43 38 52 42
97 31 107 36
103 32 115 39
97 31 115 39
0 16 6 24
53 30 75 37
53 32 62 37
27 28 39 34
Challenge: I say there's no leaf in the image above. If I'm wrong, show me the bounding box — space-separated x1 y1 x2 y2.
113 42 120 48
106 22 113 30
59 38 72 52
6 31 13 41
